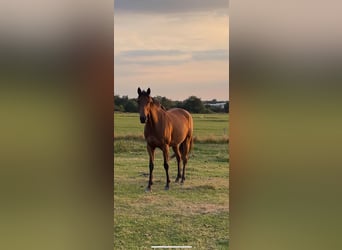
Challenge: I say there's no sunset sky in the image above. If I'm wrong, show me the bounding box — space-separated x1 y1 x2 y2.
114 0 229 101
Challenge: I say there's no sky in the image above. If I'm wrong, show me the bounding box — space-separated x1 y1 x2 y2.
114 0 229 101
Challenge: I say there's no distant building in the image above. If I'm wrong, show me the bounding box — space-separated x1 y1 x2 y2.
206 102 226 109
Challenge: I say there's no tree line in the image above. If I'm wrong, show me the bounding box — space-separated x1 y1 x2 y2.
114 95 229 113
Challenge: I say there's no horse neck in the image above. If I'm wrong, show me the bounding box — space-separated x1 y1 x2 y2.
148 103 165 126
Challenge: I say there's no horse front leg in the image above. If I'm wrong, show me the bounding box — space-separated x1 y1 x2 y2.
162 145 171 190
146 145 155 192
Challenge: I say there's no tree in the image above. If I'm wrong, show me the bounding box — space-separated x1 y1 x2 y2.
154 96 175 109
124 99 138 112
114 95 129 107
114 104 125 112
113 94 228 113
224 101 229 113
183 96 205 113
175 100 184 109
161 96 174 109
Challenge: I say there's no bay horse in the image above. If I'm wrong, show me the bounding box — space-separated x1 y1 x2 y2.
137 87 193 191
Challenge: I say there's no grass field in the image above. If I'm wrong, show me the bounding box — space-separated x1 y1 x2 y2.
114 113 229 143
114 112 229 249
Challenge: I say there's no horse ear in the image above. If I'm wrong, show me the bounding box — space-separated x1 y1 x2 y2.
147 88 151 96
137 87 142 95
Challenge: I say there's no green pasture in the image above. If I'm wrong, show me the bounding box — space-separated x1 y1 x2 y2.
114 112 229 249
114 112 229 143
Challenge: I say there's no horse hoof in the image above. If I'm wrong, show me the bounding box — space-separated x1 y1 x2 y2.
175 179 179 183
145 187 152 192
164 186 169 190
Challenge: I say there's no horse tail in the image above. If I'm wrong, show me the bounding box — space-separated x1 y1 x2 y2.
188 114 194 158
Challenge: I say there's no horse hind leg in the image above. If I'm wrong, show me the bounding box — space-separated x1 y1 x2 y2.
180 137 191 184
172 146 182 183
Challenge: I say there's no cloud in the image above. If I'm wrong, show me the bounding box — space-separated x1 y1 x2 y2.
114 11 228 52
115 49 228 66
119 49 185 57
114 1 229 100
115 49 190 65
192 49 228 61
114 0 229 14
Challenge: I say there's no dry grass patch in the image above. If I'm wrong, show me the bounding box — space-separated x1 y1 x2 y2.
128 194 228 216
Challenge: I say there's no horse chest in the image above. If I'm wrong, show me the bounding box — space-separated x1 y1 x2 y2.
144 127 171 147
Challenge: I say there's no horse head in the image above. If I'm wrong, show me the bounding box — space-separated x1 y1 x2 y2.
137 87 152 123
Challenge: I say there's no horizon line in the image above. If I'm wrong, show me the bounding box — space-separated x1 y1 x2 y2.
114 93 229 102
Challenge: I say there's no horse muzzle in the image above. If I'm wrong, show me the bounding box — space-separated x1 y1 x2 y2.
140 116 146 123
